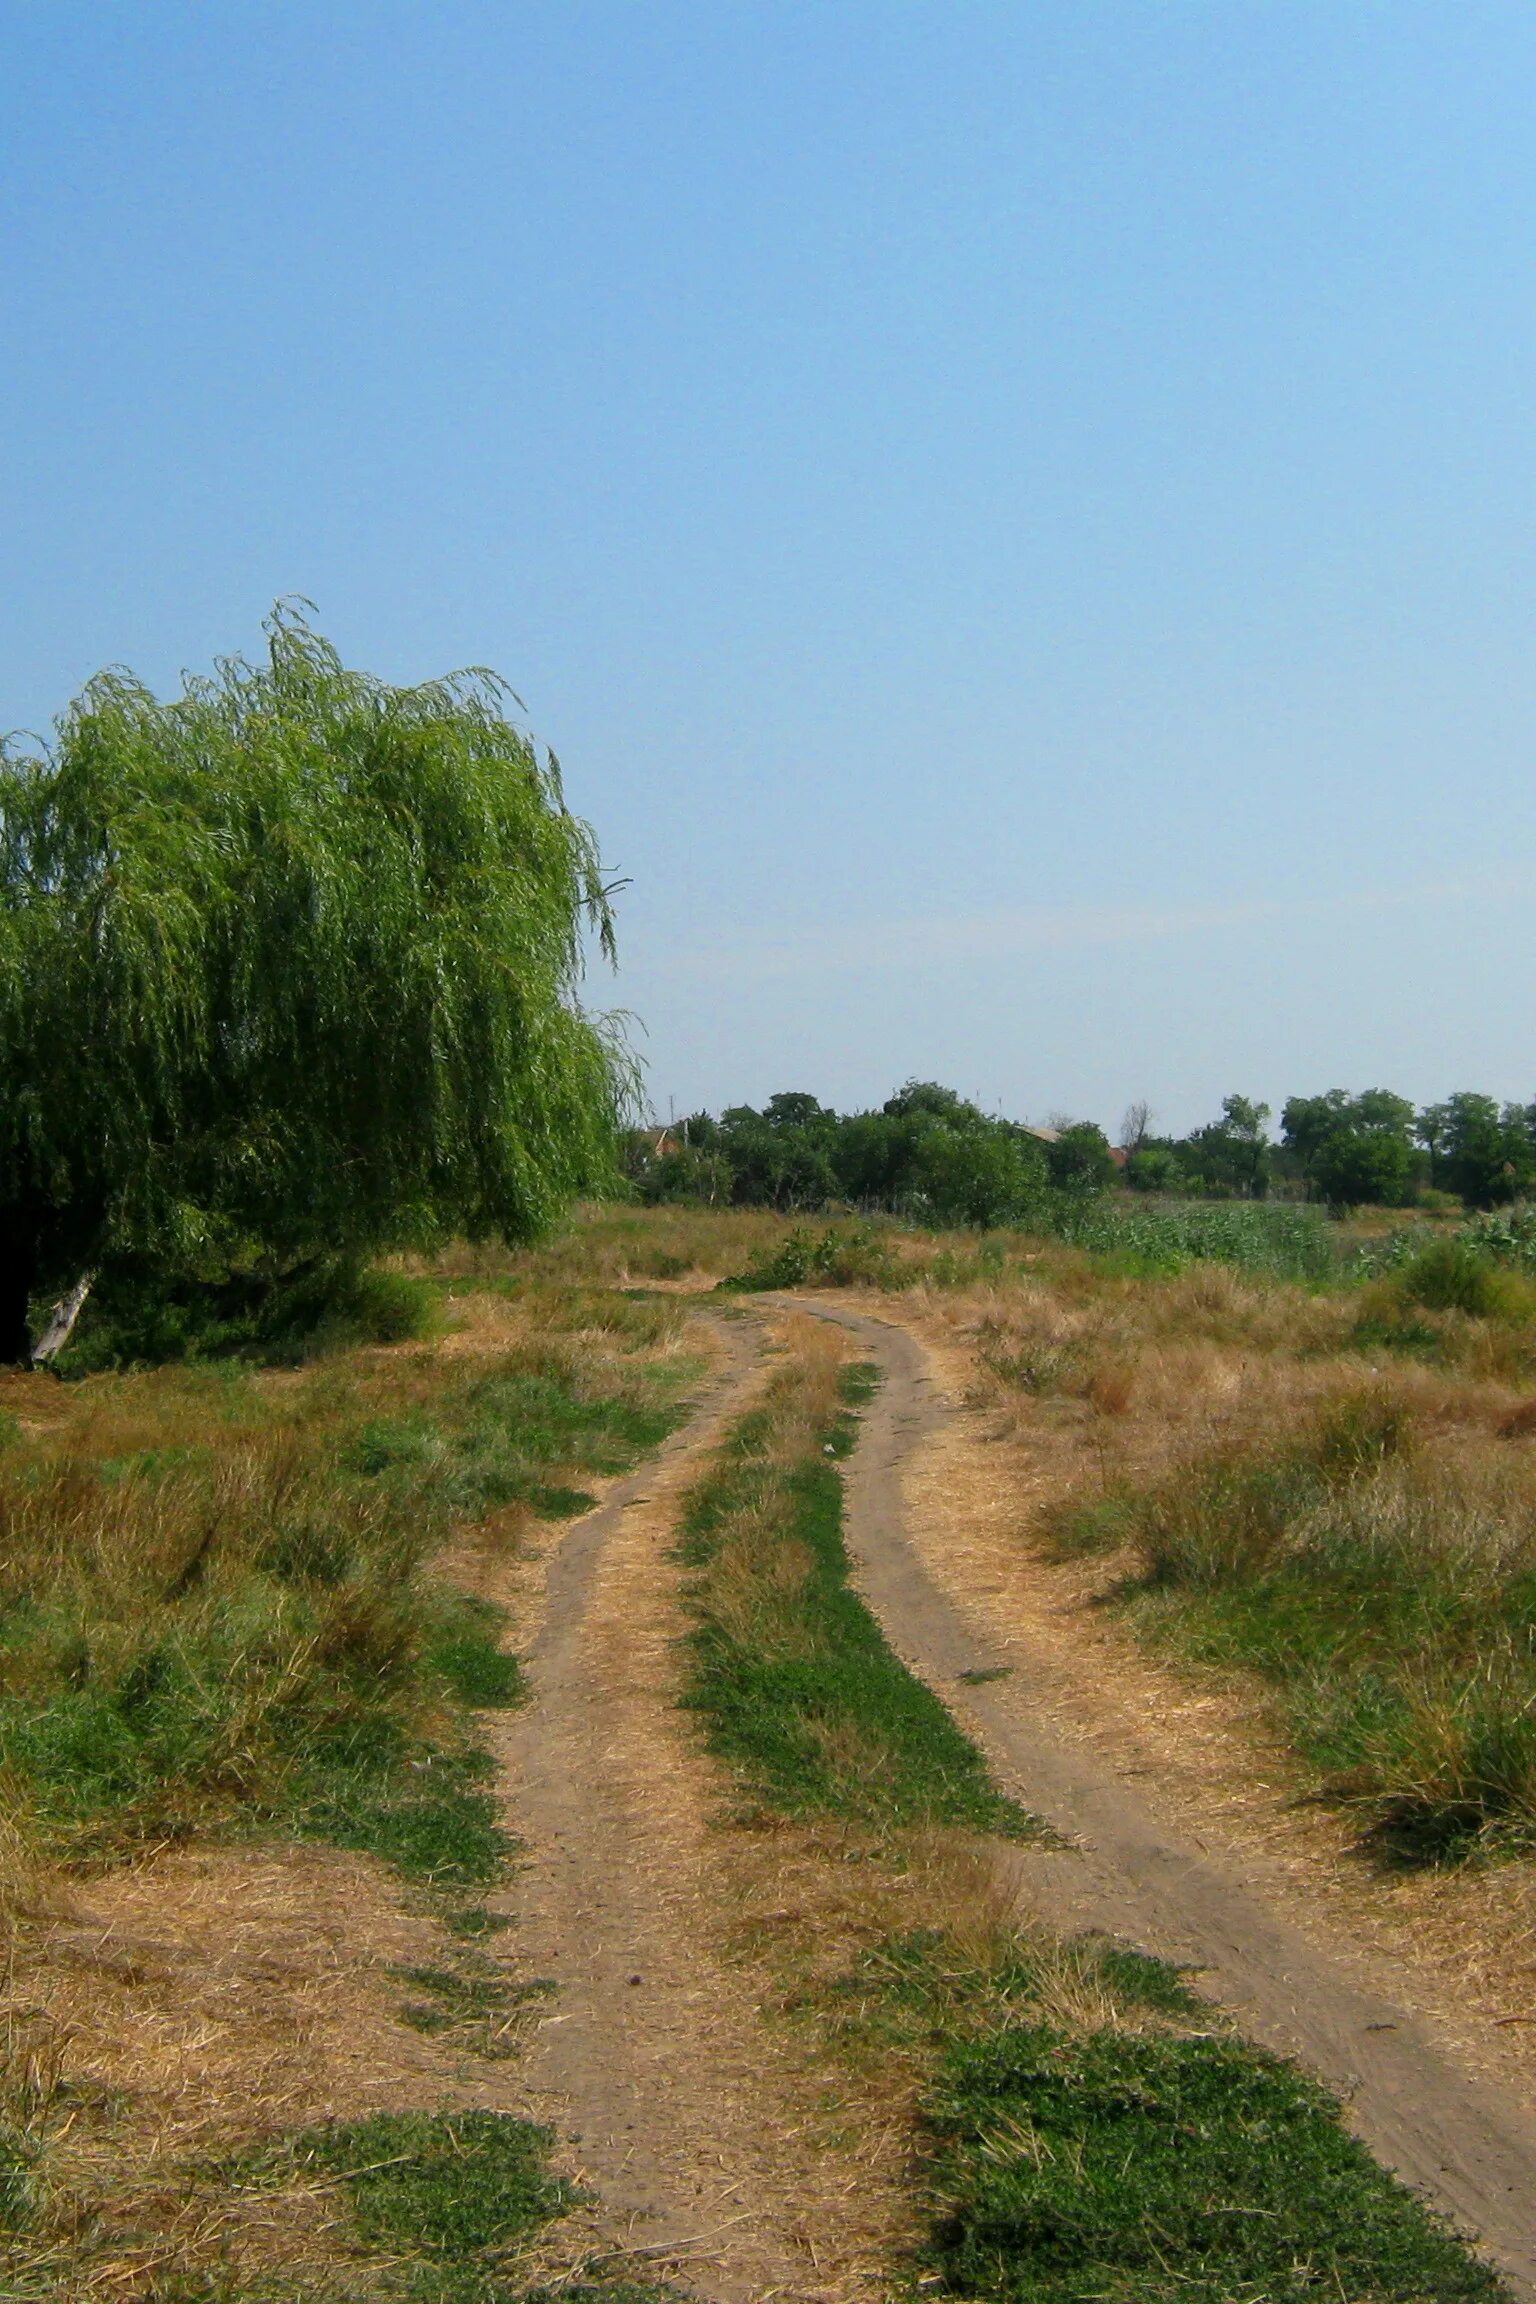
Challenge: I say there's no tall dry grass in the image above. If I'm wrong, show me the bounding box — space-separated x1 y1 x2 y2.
0 1270 697 1915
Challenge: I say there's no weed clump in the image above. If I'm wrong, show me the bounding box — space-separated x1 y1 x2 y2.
719 1222 907 1293
1396 1238 1531 1319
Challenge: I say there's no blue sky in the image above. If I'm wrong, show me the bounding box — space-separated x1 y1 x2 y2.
4 3 1535 1135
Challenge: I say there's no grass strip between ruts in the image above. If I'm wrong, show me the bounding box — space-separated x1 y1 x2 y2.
678 1354 1035 1836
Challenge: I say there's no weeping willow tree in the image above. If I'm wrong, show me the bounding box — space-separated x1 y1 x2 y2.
0 606 632 1363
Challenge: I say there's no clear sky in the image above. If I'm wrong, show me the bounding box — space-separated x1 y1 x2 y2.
4 3 1535 1137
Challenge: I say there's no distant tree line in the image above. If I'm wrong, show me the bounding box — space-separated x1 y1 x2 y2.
1126 1090 1536 1210
629 1083 1536 1219
630 1083 1117 1227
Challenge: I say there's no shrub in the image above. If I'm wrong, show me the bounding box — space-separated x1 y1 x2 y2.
1397 1239 1517 1318
720 1224 905 1292
59 1258 439 1370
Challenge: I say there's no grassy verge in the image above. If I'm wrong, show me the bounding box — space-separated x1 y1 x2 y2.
678 1322 1030 1835
0 1289 692 1897
0 1264 702 2299
689 1318 1507 2302
1049 1382 1536 1859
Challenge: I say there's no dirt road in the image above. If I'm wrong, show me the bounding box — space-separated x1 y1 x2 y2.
483 1290 1536 2301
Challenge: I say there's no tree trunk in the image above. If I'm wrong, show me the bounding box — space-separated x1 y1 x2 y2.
0 1239 36 1367
33 1273 94 1366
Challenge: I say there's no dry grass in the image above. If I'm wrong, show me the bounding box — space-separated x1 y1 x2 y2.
0 1250 705 2298
836 1229 1536 1872
452 1200 802 1289
0 1837 463 2298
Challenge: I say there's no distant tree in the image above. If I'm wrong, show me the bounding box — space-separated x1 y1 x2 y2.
0 608 626 1364
1436 1092 1535 1209
1045 1122 1118 1196
1119 1101 1153 1153
882 1080 983 1123
1185 1096 1272 1198
1125 1143 1181 1193
763 1090 836 1136
827 1108 925 1204
1310 1127 1413 1210
1280 1092 1353 1172
1282 1090 1417 1208
715 1106 838 1209
1414 1101 1452 1188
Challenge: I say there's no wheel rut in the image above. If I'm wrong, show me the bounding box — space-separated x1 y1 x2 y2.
789 1293 1536 2301
482 1308 897 2304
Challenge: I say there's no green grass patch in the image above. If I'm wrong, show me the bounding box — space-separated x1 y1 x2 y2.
679 1362 1036 1837
800 1926 1500 2302
347 1355 682 1526
294 1734 512 1888
803 1925 1202 2062
0 2124 35 2233
923 2020 1503 2303
214 2108 687 2302
787 1917 1500 2299
423 1593 525 1709
234 2108 574 2298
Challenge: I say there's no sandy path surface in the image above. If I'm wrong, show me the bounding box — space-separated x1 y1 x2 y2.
481 1309 905 2304
787 1293 1536 2301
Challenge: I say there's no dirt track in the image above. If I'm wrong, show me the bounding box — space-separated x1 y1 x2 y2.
797 1294 1536 2302
483 1309 905 2303
485 1292 1536 2301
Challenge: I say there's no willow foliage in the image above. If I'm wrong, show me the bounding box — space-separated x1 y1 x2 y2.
0 607 630 1356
